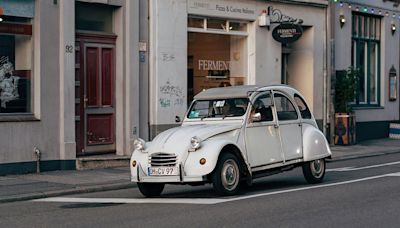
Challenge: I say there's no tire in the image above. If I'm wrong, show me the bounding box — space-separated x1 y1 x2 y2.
302 159 326 184
137 183 165 197
212 153 241 196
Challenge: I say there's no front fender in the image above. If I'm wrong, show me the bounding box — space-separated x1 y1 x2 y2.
184 139 245 177
302 124 332 161
130 149 148 180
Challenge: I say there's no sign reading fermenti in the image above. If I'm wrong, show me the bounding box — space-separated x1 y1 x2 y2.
272 23 303 44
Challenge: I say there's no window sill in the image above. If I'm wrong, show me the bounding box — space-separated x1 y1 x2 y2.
0 114 40 122
352 106 384 110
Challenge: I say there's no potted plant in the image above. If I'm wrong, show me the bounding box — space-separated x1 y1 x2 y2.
334 67 359 145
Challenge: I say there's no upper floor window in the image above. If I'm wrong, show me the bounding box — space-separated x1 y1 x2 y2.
352 13 381 106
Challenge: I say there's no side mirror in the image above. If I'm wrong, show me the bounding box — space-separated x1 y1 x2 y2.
175 116 181 123
251 112 262 122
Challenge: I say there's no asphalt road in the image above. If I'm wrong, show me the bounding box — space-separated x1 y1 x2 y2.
1 153 400 228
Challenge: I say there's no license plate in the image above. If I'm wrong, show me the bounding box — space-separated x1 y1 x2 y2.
148 166 179 176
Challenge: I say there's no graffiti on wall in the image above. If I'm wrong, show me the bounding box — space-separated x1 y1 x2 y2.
0 56 20 108
159 80 184 108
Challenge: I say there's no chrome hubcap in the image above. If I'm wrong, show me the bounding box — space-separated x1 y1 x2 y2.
221 159 239 191
310 159 324 178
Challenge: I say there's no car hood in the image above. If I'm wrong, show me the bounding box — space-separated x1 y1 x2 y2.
146 124 242 154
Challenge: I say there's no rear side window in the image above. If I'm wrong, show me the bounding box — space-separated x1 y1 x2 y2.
274 93 298 121
294 94 312 119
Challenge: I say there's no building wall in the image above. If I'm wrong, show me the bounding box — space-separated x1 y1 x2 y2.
0 1 73 173
149 0 328 138
333 0 400 140
0 0 141 175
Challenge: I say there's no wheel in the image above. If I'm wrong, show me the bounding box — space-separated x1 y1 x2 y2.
212 153 241 196
137 183 165 197
302 159 326 184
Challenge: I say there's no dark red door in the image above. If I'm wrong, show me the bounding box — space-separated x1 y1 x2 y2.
75 34 116 155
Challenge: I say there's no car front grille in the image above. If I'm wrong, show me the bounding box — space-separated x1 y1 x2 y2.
150 153 177 167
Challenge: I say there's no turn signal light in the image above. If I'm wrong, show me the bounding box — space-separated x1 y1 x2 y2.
199 158 206 165
132 160 137 167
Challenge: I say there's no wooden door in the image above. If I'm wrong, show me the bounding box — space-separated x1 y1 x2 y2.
75 34 116 155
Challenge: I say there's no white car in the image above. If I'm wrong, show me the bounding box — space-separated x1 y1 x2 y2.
131 85 331 197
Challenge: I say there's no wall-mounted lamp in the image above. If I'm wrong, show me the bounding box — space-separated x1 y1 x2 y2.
0 7 3 22
339 14 346 28
391 22 396 35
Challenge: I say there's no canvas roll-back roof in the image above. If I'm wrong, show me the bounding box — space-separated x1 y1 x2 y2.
194 85 260 100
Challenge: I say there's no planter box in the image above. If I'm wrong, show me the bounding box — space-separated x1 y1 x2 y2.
389 123 400 139
334 113 356 145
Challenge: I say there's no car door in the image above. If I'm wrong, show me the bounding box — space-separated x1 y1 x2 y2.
245 91 283 168
273 92 303 162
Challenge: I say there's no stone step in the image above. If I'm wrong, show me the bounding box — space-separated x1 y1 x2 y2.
76 155 130 170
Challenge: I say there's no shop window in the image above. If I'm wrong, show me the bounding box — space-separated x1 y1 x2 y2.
229 21 247 32
188 17 204 29
207 19 227 31
0 16 33 114
351 13 380 106
188 17 248 35
187 32 248 104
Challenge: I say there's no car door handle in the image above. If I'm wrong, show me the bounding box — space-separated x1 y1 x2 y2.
274 124 279 129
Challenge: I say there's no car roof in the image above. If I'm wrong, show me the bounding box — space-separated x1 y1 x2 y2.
193 84 298 100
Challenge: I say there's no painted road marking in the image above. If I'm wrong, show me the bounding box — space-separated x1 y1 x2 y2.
34 172 400 205
327 161 400 172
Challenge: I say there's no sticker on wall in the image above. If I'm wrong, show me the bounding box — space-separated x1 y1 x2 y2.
0 56 20 108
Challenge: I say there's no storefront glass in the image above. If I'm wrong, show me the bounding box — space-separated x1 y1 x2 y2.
0 16 32 113
187 18 248 103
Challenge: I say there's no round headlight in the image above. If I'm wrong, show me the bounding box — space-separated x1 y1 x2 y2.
134 138 146 151
190 136 202 150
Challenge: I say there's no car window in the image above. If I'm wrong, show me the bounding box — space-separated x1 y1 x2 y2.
250 93 273 122
188 98 248 119
274 93 298 121
294 94 312 119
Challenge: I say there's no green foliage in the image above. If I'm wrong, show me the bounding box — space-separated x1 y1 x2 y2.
335 67 359 113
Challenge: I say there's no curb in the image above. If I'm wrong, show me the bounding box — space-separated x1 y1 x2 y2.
0 182 136 204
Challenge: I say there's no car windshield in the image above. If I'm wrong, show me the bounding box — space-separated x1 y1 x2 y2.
187 98 249 119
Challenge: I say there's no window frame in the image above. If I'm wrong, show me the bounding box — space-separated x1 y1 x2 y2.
0 17 35 120
351 13 381 107
273 92 299 122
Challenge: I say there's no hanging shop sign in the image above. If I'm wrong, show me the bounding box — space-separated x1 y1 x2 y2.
272 23 303 44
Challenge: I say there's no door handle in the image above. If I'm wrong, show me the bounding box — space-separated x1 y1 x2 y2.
274 124 279 129
84 96 88 108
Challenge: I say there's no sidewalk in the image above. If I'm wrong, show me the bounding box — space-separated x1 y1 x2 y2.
1 138 400 203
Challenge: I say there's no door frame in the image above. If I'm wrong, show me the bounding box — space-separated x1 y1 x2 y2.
75 32 117 156
245 91 284 169
272 90 304 162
